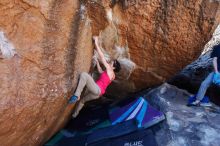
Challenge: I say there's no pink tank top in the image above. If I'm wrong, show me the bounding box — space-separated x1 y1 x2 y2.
96 71 111 95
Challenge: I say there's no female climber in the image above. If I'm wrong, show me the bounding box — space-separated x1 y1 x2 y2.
69 36 121 118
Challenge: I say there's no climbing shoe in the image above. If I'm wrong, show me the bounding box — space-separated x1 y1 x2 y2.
69 95 78 104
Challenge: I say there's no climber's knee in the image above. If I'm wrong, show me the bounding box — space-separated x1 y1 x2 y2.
80 72 89 80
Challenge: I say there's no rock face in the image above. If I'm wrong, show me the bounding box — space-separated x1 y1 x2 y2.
87 0 220 90
0 1 93 146
0 0 219 146
145 83 220 146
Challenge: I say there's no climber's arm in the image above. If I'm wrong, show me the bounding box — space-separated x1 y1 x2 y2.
93 36 110 69
96 58 104 74
213 57 219 73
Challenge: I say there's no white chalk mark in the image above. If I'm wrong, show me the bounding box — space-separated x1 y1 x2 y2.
0 31 16 59
106 9 113 22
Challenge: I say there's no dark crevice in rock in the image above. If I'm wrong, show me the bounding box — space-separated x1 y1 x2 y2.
64 5 81 95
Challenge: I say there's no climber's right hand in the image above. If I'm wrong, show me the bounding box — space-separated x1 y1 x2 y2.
93 36 99 42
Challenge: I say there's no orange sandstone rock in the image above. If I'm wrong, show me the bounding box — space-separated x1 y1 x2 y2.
86 0 220 90
0 0 92 146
